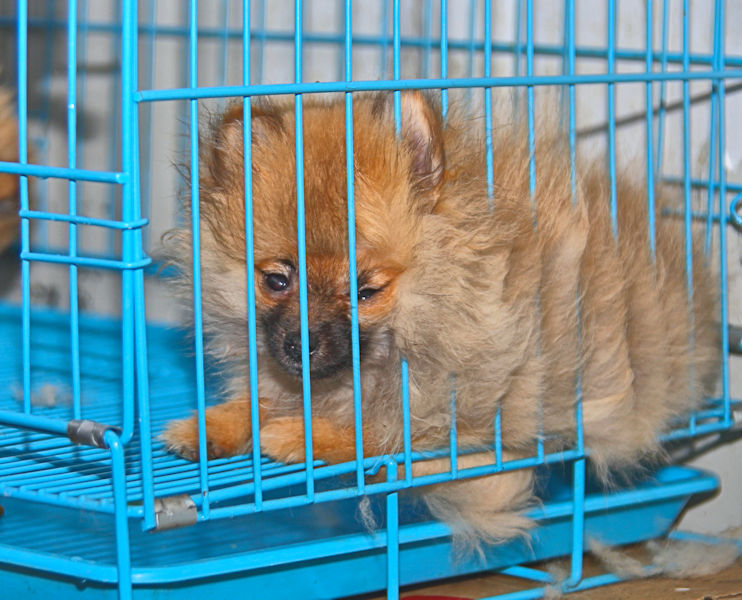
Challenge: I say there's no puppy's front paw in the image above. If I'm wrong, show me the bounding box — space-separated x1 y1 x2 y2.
160 415 231 461
260 416 366 464
259 417 308 464
161 398 255 461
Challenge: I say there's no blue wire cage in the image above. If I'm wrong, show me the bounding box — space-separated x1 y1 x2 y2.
0 1 740 599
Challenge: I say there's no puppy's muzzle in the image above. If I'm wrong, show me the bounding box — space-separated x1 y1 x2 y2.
282 330 317 363
267 319 353 380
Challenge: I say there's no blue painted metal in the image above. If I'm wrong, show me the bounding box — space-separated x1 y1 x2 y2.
654 0 670 180
17 0 31 418
567 402 586 589
3 16 742 69
566 1 577 204
645 0 656 258
401 359 413 485
106 429 133 600
495 403 503 468
704 0 723 259
483 0 494 203
17 251 150 270
0 409 70 437
500 565 554 584
0 2 738 598
732 194 742 229
440 0 448 118
422 0 433 78
386 459 400 600
124 0 156 531
681 0 698 437
107 0 124 258
218 0 229 92
564 1 586 589
449 376 458 477
714 0 732 428
134 69 742 103
255 0 268 84
35 0 56 249
682 0 694 308
187 0 210 522
293 0 315 500
343 0 365 492
243 0 264 512
670 529 742 550
0 160 128 183
393 0 401 129
139 0 157 255
16 210 146 230
607 0 618 238
663 176 742 194
379 0 390 79
464 0 476 105
526 0 536 199
173 4 191 208
77 0 90 187
559 0 570 126
514 0 524 78
119 0 140 451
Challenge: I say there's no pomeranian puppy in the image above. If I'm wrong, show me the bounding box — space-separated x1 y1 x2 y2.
0 89 18 253
163 91 718 542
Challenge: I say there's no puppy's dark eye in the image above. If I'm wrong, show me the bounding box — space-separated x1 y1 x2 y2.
358 287 379 301
264 272 290 292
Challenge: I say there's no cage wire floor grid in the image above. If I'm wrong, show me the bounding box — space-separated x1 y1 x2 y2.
0 304 721 598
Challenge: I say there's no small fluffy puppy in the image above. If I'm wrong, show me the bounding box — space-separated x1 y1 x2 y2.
163 91 718 542
0 89 19 252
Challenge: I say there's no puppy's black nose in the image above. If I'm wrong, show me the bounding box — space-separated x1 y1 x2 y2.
283 331 317 363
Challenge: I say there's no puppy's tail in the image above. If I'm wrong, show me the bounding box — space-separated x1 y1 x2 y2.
415 452 535 555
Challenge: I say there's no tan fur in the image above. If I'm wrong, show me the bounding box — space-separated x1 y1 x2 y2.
0 89 18 252
163 395 257 461
162 91 719 545
260 416 380 464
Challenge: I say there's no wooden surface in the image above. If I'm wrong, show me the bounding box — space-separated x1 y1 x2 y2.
359 549 742 600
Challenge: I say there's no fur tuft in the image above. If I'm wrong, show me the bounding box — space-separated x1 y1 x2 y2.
590 537 740 580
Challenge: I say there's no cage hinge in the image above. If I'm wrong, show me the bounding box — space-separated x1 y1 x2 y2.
154 494 198 531
67 419 121 449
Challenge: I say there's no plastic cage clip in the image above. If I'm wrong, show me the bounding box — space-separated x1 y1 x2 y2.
67 419 122 449
153 494 198 531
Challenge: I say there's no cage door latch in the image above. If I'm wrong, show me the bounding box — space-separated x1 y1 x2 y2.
67 419 122 449
154 494 198 531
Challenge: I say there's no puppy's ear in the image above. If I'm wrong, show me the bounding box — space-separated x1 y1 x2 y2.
372 91 445 198
213 100 285 162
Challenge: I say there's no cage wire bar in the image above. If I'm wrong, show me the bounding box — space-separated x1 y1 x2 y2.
0 1 739 599
242 0 265 512
187 0 212 522
343 0 366 492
